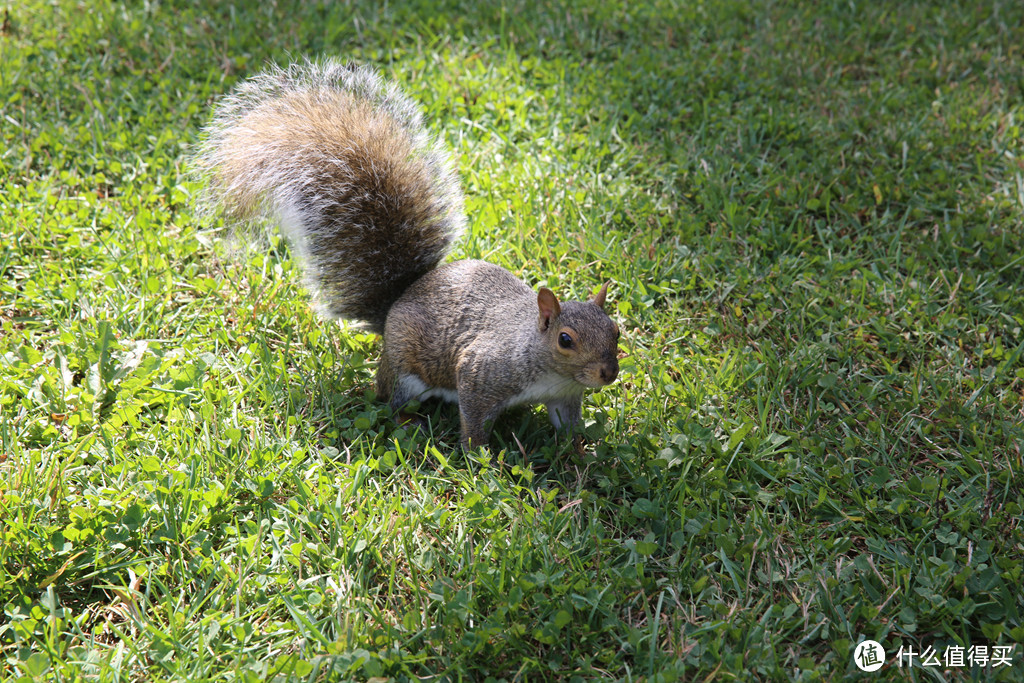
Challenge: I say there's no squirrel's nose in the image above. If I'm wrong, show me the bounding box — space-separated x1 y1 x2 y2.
600 361 619 384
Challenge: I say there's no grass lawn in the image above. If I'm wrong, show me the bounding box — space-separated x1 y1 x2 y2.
2 0 1023 680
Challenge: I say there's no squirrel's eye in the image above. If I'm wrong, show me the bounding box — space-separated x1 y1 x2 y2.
558 332 573 349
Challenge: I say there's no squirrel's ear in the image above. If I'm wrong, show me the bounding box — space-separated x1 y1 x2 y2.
537 288 561 332
589 281 610 310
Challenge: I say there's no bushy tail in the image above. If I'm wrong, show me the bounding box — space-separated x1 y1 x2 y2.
194 59 466 332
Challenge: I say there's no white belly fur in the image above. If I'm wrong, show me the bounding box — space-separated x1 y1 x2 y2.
505 372 581 407
397 372 580 408
398 374 460 404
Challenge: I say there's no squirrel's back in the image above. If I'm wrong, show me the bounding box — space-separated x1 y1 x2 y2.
195 59 466 331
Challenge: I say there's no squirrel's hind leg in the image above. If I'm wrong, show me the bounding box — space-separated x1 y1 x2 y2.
376 355 420 426
381 372 431 433
376 353 396 403
380 360 462 436
456 386 501 450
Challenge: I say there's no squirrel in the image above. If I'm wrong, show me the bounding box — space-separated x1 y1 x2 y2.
195 59 620 448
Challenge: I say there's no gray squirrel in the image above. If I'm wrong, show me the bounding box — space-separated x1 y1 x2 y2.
195 59 620 448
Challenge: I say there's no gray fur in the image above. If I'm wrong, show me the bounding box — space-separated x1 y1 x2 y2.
194 59 620 448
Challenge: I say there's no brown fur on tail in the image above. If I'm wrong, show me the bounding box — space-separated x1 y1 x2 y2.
194 59 465 332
